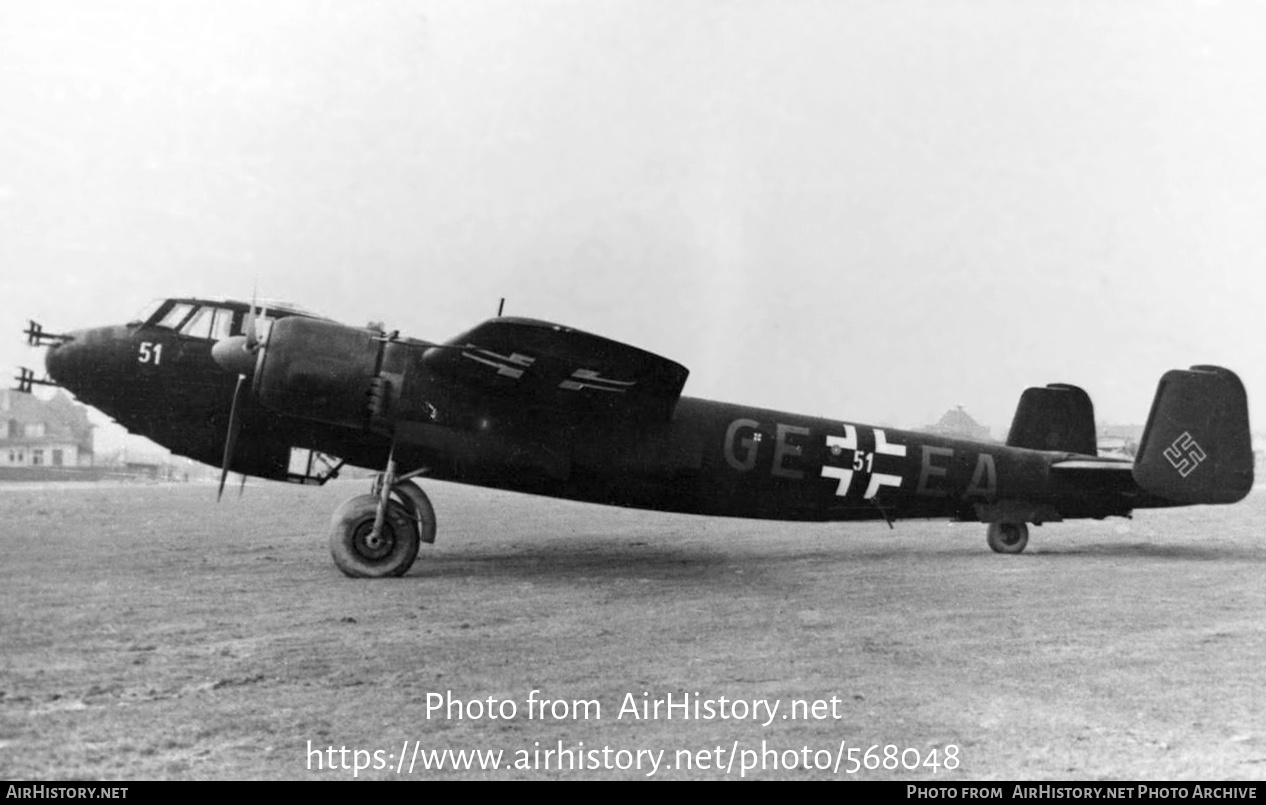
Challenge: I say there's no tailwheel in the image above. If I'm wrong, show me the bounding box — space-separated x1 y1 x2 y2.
329 493 420 578
986 522 1029 554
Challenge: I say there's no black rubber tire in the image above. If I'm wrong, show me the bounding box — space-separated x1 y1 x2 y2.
329 493 420 578
986 522 1029 554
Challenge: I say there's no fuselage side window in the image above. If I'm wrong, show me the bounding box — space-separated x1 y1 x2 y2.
180 307 213 339
128 299 167 326
210 308 234 341
229 311 273 339
178 307 235 340
156 303 194 330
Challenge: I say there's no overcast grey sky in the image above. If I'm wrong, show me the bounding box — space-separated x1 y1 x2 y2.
2 0 1264 454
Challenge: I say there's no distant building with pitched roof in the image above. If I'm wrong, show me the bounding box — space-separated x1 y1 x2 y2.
0 390 94 468
921 406 994 442
1097 423 1143 458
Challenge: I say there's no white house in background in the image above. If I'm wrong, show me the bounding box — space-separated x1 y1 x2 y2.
0 389 94 468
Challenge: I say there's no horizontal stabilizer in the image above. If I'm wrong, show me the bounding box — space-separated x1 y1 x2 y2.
1133 365 1253 505
1007 383 1097 455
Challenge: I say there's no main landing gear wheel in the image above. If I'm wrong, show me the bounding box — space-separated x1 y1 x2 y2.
986 522 1029 554
329 493 421 578
389 479 437 547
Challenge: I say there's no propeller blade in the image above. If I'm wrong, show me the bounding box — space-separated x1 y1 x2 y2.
244 304 258 351
244 290 268 353
217 374 246 501
255 305 268 348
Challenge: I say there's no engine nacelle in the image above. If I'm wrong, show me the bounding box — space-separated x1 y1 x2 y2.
255 317 382 429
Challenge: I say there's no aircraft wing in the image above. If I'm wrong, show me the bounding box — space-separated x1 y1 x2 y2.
421 317 690 425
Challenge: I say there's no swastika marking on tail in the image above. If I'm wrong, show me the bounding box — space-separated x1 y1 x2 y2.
1163 431 1207 478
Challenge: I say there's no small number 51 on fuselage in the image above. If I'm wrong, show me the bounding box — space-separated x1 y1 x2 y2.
24 297 1254 577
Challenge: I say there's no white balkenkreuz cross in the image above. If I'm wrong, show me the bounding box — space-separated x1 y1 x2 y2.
819 425 906 499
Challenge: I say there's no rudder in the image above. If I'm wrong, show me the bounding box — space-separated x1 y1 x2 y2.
1133 365 1253 504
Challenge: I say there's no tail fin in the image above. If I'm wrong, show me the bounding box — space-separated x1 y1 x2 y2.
1133 365 1253 504
1007 383 1097 455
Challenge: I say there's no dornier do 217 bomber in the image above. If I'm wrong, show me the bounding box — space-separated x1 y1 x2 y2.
18 297 1253 577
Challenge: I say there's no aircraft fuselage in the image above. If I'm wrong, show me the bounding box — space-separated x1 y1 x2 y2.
390 395 1154 525
30 298 1195 531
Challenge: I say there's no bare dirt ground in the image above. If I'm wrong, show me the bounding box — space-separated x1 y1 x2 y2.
1 479 1263 780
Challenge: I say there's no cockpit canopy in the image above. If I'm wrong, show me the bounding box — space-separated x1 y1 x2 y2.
127 298 329 342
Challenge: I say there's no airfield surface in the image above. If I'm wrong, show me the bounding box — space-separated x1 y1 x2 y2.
1 479 1263 780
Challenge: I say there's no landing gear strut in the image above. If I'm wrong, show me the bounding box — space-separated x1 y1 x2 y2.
329 476 436 578
986 522 1028 554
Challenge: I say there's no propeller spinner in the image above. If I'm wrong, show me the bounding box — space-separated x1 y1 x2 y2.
210 302 267 377
211 301 268 500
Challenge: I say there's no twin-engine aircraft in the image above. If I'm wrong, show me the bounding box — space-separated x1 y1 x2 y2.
17 297 1254 577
